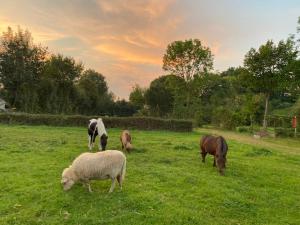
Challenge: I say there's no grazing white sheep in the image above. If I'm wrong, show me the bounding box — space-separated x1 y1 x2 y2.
61 150 126 193
120 130 132 153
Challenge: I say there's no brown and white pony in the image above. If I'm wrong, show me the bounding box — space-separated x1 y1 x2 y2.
200 135 228 175
120 130 132 153
88 118 108 151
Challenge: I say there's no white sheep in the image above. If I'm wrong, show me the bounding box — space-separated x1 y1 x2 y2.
61 150 126 193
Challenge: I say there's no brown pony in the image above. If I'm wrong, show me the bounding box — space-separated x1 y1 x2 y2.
200 135 228 175
120 130 132 153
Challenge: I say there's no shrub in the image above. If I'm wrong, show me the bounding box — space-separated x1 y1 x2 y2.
212 107 243 130
0 113 192 132
236 126 252 133
274 127 299 138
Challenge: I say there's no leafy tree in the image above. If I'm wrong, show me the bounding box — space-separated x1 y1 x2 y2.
111 99 137 116
76 69 112 115
144 76 175 117
244 39 298 128
162 39 213 81
129 85 146 110
0 27 47 112
39 54 83 113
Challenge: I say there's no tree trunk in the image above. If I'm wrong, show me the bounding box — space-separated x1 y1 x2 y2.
263 93 270 130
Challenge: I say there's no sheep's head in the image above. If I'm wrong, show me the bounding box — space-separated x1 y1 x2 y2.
61 167 75 191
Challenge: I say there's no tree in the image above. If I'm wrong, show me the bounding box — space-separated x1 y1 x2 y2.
0 27 47 112
111 100 137 116
76 69 112 115
39 54 83 113
244 39 298 128
129 85 146 110
162 39 213 81
144 76 175 117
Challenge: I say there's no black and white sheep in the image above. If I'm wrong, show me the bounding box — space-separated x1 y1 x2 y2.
61 150 126 193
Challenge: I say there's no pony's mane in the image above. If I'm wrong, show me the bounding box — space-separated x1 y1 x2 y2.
89 119 97 127
97 118 107 137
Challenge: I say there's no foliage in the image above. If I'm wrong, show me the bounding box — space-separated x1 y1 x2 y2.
268 115 298 128
0 27 47 112
39 54 84 114
129 85 146 110
110 100 137 117
162 39 213 81
0 112 193 132
144 76 175 117
0 27 136 117
75 69 112 115
236 126 252 133
244 38 298 128
274 127 300 138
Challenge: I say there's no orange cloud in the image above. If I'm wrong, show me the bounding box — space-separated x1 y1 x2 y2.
95 44 162 65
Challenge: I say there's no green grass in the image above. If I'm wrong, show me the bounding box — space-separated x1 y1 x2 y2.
0 125 299 225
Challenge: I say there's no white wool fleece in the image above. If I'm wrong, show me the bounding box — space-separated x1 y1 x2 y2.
69 150 126 182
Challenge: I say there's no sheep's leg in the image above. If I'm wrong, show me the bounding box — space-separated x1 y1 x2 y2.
213 156 216 167
109 178 116 193
87 183 92 193
82 179 92 192
117 174 122 190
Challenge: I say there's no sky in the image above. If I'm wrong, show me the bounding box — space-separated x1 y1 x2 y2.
0 0 299 99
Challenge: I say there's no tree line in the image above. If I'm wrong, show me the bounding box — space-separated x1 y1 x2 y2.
129 18 300 129
0 27 136 116
1 18 300 129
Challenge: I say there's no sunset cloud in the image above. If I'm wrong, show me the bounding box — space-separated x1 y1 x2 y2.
0 0 299 98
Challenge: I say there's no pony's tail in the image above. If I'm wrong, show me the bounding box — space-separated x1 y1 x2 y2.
219 136 228 155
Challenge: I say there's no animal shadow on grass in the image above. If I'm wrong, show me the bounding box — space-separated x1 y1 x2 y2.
163 141 172 146
245 147 273 157
132 147 147 154
173 145 192 151
158 158 173 164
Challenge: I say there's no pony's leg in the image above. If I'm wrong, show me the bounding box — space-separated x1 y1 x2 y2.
213 156 216 167
92 135 96 149
109 178 116 193
201 152 207 163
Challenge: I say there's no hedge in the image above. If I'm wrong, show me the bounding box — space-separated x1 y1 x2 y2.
0 113 193 132
274 127 299 138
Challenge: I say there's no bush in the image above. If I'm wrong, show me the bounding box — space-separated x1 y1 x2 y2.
212 107 243 130
274 127 299 138
0 113 192 132
236 126 252 133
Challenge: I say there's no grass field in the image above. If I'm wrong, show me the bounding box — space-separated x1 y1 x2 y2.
0 124 299 225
